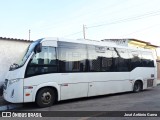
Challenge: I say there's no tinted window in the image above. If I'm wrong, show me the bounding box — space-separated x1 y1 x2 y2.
141 51 154 67
112 48 130 72
58 42 87 72
88 45 113 72
129 50 143 70
25 46 58 77
102 48 113 72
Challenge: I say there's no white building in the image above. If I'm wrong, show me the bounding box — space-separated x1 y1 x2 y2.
0 37 32 88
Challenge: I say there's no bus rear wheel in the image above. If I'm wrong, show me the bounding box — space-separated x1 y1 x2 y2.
133 81 143 92
36 88 56 107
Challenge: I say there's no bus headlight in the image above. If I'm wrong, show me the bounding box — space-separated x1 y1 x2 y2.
9 79 20 86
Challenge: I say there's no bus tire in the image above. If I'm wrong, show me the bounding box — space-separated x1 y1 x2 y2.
133 81 143 92
36 87 56 107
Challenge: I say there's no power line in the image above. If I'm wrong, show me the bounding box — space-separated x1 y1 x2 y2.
120 23 160 37
31 0 130 34
79 0 130 18
87 9 160 29
31 1 159 38
62 10 160 38
88 0 151 26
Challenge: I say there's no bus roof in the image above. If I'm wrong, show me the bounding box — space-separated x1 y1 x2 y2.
41 37 157 52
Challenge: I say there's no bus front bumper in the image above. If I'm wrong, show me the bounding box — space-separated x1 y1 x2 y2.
3 79 24 103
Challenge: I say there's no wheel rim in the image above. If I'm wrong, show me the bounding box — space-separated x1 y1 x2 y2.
41 92 52 104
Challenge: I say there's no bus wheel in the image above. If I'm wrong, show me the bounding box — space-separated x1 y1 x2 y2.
36 88 56 107
133 81 142 92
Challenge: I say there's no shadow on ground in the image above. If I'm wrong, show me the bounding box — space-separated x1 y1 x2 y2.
19 89 151 110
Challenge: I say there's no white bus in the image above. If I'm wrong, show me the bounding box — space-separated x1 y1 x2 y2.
3 37 157 107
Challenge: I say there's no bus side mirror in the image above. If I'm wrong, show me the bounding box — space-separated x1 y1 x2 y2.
34 43 42 53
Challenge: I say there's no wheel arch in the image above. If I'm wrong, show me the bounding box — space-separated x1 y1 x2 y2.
133 79 143 91
33 82 60 102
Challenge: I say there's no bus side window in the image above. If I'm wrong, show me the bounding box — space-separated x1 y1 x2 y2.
129 50 143 71
112 48 130 72
58 42 87 72
141 51 154 67
88 46 113 72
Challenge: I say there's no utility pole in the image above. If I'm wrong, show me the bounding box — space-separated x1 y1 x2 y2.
83 24 86 39
29 29 31 41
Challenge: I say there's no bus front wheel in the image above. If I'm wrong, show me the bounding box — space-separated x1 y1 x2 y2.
133 81 143 92
36 88 56 107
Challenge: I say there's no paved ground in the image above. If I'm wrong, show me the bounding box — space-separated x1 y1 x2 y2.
19 86 160 111
5 85 158 120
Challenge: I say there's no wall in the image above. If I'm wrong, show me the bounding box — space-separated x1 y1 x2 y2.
158 62 160 79
0 39 31 87
157 56 160 80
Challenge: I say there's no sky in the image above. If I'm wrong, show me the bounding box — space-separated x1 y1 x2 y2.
0 0 160 54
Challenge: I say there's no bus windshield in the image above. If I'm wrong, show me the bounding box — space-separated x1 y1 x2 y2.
9 39 42 70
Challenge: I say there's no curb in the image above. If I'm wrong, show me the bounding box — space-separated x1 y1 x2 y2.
0 104 23 111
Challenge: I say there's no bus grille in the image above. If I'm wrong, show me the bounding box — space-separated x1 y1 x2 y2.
147 79 154 87
3 79 8 90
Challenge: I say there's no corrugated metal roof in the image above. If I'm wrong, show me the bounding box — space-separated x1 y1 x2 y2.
0 37 33 42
